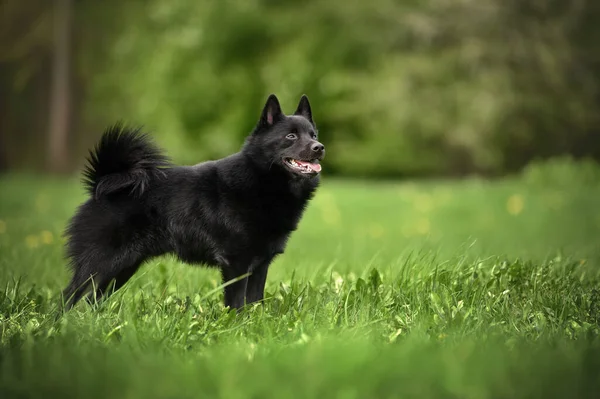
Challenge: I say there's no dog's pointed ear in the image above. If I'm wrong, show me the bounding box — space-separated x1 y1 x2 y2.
260 94 284 127
294 94 314 125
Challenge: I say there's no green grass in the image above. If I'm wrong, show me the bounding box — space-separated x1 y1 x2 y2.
1 171 600 398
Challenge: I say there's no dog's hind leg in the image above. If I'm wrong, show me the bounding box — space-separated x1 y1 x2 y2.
63 247 144 310
84 246 147 306
62 269 96 310
85 263 142 306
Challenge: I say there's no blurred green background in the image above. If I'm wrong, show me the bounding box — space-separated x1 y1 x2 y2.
3 3 600 397
2 0 600 178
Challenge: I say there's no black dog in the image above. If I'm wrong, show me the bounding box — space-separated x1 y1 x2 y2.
62 94 324 310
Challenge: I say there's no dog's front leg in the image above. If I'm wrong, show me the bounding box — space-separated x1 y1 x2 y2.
222 268 249 310
245 259 272 305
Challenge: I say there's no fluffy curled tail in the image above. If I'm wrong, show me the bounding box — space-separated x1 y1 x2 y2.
82 123 171 199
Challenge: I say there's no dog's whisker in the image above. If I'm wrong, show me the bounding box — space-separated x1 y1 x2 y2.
268 158 277 171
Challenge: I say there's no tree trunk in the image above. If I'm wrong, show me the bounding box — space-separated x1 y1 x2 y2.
47 0 72 173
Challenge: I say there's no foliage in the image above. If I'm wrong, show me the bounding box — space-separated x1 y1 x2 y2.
521 156 600 187
2 0 600 176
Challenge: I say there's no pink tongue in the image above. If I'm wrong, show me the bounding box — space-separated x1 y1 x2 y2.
296 160 322 172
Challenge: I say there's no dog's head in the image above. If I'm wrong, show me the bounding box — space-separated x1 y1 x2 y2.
244 94 325 179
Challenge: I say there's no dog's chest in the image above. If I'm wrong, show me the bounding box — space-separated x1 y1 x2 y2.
213 197 301 259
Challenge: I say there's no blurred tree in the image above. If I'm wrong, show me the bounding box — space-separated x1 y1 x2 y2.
0 0 53 171
47 0 72 173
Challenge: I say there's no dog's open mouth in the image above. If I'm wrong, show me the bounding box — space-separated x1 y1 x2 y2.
283 158 322 174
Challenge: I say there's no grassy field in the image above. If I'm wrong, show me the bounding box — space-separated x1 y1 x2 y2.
1 167 600 398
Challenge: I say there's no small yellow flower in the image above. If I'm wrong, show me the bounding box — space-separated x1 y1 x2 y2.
40 230 54 245
507 194 524 215
368 224 385 239
0 220 6 234
25 235 40 248
415 194 433 213
416 218 430 235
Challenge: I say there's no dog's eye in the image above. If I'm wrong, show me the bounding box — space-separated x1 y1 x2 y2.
286 133 297 140
310 133 317 139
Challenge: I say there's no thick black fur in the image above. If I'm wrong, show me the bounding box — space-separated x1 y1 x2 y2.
62 94 325 311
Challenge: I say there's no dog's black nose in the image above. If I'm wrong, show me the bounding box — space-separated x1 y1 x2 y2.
311 143 325 153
